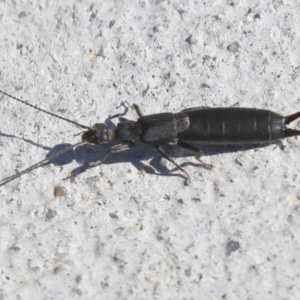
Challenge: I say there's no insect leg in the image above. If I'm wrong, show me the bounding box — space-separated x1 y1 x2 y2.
156 146 191 183
230 102 239 107
131 104 143 117
69 143 135 181
178 142 213 169
88 143 134 168
124 101 143 117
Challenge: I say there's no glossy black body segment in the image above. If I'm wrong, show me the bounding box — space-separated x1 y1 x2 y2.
137 112 190 145
116 121 141 141
177 107 285 144
138 113 177 144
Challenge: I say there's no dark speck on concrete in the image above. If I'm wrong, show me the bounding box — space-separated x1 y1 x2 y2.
226 240 240 256
227 42 240 53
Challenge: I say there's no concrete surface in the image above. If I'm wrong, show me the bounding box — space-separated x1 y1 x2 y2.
0 1 300 299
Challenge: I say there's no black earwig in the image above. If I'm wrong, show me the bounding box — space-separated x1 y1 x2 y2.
1 89 300 185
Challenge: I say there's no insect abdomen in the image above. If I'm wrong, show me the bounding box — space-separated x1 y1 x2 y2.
177 107 285 144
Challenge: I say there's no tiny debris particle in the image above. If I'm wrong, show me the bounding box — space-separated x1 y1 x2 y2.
109 212 119 219
169 81 176 88
72 288 83 296
192 198 201 202
53 266 66 274
226 240 240 256
89 12 96 21
54 186 67 197
18 11 26 18
153 26 159 33
183 58 192 67
46 208 57 220
228 0 240 6
142 84 150 97
184 268 191 277
227 42 240 53
185 35 197 45
109 20 115 28
97 47 105 58
201 83 210 89
254 12 261 19
9 246 21 252
203 55 211 62
246 8 252 15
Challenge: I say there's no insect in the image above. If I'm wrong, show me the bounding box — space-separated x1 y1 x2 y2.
0 89 300 186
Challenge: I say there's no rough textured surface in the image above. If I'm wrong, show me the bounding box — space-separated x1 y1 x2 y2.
1 1 300 299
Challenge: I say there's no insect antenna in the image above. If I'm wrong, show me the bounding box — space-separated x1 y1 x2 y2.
0 141 87 186
0 89 90 129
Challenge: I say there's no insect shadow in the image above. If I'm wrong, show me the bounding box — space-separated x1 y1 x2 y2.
46 140 266 182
